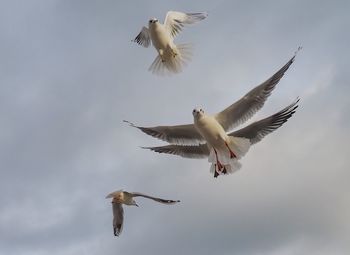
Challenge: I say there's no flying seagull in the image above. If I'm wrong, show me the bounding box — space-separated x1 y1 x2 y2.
106 190 180 236
124 50 300 177
133 11 207 75
140 99 298 177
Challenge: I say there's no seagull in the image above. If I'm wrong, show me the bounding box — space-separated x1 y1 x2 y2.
141 100 298 177
124 50 301 177
106 190 180 236
133 11 207 75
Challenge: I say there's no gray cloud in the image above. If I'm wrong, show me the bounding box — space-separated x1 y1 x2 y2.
0 0 349 254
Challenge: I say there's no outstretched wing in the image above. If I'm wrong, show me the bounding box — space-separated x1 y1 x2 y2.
229 98 299 144
124 120 204 145
215 49 300 132
142 99 299 157
164 11 207 38
112 202 124 237
133 26 151 48
131 192 180 204
142 144 209 159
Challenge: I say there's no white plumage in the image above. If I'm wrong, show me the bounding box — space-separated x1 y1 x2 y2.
193 108 251 176
133 11 207 75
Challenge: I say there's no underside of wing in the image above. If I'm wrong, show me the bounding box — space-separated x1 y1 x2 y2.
124 120 204 145
164 11 207 38
142 144 210 158
229 98 299 144
215 48 301 132
133 26 151 48
112 203 124 237
131 192 180 204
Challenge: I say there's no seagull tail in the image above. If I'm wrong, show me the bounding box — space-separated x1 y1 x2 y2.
176 43 193 63
227 136 251 159
148 43 193 75
148 55 168 76
208 137 251 177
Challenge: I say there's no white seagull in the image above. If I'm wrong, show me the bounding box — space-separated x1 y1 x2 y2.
106 190 180 236
133 11 207 75
124 51 300 177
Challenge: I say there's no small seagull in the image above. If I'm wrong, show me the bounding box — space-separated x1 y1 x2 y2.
124 50 301 177
106 190 180 236
133 11 207 75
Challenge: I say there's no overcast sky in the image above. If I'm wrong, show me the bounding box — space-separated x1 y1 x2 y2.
0 0 349 254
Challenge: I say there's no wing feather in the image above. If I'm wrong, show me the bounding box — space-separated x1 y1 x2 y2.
142 144 209 158
112 203 124 237
229 98 299 144
215 49 300 131
164 11 207 38
124 120 203 145
133 26 151 48
131 192 180 204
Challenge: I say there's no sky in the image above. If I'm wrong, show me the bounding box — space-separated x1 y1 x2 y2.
0 0 349 254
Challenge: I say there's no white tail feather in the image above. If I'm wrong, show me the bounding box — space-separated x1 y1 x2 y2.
227 136 251 159
208 137 251 177
148 43 193 75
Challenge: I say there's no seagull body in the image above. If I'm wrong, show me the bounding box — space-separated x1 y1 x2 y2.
133 11 207 75
193 109 251 176
148 19 175 57
194 111 226 146
125 49 301 177
106 190 179 236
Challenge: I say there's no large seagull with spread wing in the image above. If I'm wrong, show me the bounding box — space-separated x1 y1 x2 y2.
125 51 300 177
133 11 207 75
106 190 180 236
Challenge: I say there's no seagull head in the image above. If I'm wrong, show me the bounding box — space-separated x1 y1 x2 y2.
111 197 119 204
149 18 158 24
110 192 123 203
192 108 204 118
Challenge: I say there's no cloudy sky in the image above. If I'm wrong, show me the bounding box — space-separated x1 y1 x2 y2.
0 0 349 254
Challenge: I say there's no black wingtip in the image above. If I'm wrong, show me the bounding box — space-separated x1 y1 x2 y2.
284 97 300 113
290 46 303 64
294 46 303 58
294 97 301 105
123 120 137 128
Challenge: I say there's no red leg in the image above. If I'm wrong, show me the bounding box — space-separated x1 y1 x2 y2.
214 164 219 178
214 149 223 170
214 165 227 177
225 141 237 158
